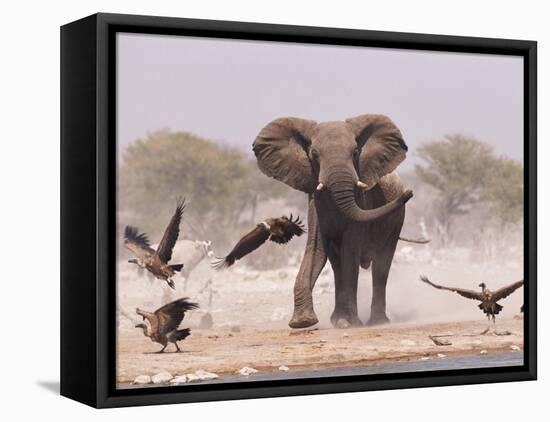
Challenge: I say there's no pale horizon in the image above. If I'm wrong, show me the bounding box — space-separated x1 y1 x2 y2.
117 33 524 170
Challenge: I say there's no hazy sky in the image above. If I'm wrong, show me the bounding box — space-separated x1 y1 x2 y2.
117 33 523 170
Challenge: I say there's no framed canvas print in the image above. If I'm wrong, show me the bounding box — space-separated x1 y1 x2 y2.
60 13 537 408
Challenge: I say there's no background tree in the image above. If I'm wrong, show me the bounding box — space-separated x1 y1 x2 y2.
483 157 524 225
415 134 523 246
119 130 288 249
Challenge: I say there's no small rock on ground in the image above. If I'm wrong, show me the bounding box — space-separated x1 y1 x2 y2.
238 366 259 376
510 345 521 351
152 371 173 384
278 366 290 371
194 369 219 380
170 375 188 385
186 373 201 383
133 375 151 385
480 350 488 355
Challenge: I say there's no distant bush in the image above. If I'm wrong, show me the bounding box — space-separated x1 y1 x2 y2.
414 134 523 246
119 130 288 249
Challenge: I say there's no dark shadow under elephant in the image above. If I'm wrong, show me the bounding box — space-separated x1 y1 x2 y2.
252 114 413 329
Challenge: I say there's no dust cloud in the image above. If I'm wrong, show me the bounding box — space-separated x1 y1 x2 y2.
116 189 524 332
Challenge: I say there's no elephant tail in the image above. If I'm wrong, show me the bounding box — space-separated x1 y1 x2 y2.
398 236 430 244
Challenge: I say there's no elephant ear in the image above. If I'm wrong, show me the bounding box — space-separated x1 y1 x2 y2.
253 117 317 193
346 114 408 190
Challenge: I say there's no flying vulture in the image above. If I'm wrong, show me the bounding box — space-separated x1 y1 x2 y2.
212 214 305 270
420 275 523 334
135 297 199 353
124 199 185 289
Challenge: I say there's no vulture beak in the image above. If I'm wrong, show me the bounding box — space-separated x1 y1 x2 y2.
316 183 324 191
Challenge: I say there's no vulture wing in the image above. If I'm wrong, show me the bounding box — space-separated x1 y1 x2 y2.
156 199 185 263
155 297 199 334
124 226 155 257
136 309 159 335
270 214 306 244
212 224 271 270
492 280 524 301
420 275 484 301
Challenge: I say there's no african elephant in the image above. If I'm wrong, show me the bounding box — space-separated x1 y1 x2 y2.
253 114 412 329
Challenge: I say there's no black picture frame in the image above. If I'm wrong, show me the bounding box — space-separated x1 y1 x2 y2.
60 12 537 408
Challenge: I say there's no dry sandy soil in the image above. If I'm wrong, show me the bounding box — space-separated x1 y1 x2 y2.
116 318 523 384
116 242 524 385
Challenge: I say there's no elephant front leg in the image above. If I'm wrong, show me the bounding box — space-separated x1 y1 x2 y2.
289 244 326 328
367 241 398 326
329 233 362 328
289 201 327 329
367 261 390 326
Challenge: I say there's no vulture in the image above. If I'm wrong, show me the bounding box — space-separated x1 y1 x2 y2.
420 275 524 334
124 200 185 289
213 214 305 270
135 297 199 353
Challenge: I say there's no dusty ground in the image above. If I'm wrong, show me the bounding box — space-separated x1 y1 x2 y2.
116 241 524 386
116 318 523 384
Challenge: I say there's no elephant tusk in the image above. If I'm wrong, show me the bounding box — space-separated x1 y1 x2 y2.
316 183 325 191
357 181 369 189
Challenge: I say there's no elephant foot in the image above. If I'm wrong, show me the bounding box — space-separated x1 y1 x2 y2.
330 310 362 329
335 319 351 329
289 308 319 329
366 313 390 326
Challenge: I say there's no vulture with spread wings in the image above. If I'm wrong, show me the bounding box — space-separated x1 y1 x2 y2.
420 275 523 334
213 214 305 270
135 297 199 352
124 199 185 289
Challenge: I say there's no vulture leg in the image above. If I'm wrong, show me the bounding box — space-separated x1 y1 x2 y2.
156 345 167 353
479 315 491 335
175 343 181 352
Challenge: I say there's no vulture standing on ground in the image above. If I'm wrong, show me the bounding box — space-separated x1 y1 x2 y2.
420 275 524 334
213 214 305 270
124 200 185 289
135 297 199 352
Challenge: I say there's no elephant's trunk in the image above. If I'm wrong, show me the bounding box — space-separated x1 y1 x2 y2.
327 170 411 223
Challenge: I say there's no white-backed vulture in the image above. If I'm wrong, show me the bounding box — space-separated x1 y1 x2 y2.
212 214 305 270
125 199 185 289
420 275 523 334
135 297 199 352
